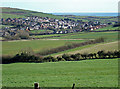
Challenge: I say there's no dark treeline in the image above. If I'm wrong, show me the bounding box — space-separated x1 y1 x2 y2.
37 37 105 56
2 50 120 64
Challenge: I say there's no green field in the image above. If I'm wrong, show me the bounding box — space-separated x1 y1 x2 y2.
34 31 118 41
34 34 67 39
2 59 118 87
2 39 85 55
47 32 118 42
96 26 120 31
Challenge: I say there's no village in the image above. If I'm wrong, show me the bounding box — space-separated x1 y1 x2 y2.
0 16 110 37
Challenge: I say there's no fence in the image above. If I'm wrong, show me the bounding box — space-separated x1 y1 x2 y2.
34 83 75 89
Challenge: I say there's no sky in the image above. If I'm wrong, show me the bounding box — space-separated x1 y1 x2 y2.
0 0 119 13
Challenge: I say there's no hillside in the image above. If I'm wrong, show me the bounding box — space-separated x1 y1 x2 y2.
0 7 64 19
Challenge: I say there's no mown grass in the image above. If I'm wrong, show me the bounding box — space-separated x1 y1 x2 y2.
2 59 118 87
2 39 85 55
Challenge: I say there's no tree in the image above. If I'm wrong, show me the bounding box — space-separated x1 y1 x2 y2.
16 30 30 39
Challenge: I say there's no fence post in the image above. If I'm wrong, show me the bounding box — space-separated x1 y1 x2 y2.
72 83 75 89
34 82 40 89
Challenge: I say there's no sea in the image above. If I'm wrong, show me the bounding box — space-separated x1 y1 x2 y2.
51 13 118 16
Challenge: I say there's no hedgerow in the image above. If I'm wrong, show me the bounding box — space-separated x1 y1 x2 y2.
2 50 120 64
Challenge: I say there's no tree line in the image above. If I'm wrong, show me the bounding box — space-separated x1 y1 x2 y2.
2 50 120 64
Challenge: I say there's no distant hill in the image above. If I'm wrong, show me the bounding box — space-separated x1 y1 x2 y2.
0 7 64 19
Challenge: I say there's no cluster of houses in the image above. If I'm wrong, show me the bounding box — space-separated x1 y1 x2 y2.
81 22 107 31
1 16 78 31
0 16 109 37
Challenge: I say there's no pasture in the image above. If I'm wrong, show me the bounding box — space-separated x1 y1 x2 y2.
2 39 85 55
47 31 118 42
2 59 118 87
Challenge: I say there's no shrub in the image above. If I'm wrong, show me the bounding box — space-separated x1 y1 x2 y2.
62 54 71 61
2 55 13 64
3 30 30 40
57 56 65 61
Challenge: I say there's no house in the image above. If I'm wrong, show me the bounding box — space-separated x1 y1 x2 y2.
26 27 30 31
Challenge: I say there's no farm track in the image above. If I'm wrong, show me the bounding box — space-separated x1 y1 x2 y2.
3 38 92 42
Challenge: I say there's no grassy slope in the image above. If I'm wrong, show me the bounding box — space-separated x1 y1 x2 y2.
50 41 118 57
2 59 118 87
2 40 85 55
1 7 64 19
73 41 118 54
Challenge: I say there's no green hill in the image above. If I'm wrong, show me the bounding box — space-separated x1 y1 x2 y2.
0 7 64 19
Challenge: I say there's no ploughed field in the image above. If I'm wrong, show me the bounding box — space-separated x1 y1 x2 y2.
2 59 118 87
